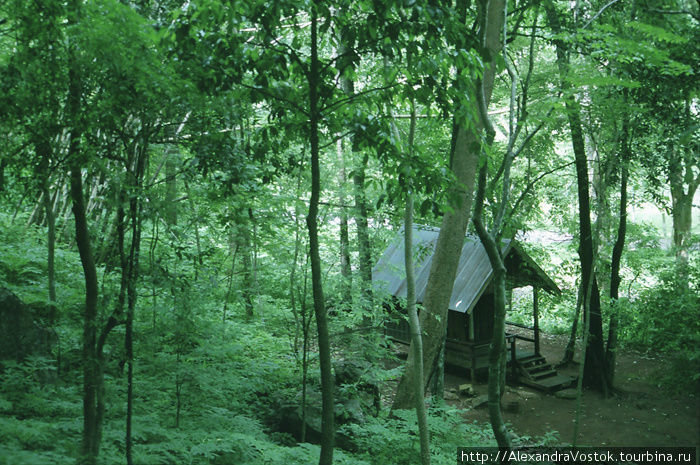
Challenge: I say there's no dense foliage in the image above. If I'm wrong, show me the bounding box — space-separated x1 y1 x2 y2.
0 0 697 463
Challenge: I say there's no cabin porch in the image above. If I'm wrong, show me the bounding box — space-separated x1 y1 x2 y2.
385 285 575 392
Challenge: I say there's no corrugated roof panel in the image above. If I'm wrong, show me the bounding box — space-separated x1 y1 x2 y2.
372 238 405 296
373 225 521 314
372 226 438 300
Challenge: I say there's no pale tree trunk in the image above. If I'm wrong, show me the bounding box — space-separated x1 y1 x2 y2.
392 0 505 410
471 2 541 445
353 154 373 306
670 92 700 269
183 179 203 278
473 151 512 449
669 145 699 269
237 215 255 318
404 107 430 465
37 149 57 317
337 32 372 309
164 148 178 226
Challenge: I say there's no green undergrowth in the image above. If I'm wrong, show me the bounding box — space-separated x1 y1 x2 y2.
0 344 500 465
0 212 500 464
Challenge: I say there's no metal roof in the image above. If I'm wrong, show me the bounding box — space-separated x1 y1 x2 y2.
372 224 560 314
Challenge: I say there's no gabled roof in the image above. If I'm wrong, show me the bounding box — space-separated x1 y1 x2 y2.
372 224 560 314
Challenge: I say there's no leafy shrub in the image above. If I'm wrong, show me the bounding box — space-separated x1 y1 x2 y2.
618 261 700 392
341 405 494 465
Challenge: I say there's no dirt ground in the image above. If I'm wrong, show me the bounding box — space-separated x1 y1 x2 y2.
392 332 699 446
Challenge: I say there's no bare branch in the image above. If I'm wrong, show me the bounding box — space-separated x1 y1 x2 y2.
507 161 576 223
582 0 622 30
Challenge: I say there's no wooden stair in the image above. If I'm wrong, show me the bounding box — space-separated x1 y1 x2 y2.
514 354 575 392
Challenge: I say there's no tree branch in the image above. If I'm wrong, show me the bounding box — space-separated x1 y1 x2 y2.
319 83 397 114
507 161 576 223
582 0 622 30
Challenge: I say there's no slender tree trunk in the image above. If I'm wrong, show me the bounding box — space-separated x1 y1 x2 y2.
223 239 238 325
337 140 352 307
150 217 159 330
393 0 505 410
402 99 431 465
37 151 57 317
573 263 594 446
28 191 45 226
544 0 609 395
605 99 630 386
238 217 255 318
125 143 147 465
337 31 371 309
353 154 373 306
605 163 627 386
65 1 101 460
44 183 57 313
307 9 334 465
473 161 512 450
669 94 700 269
561 281 582 366
164 148 178 226
670 164 696 269
183 179 203 278
71 163 100 464
405 197 432 465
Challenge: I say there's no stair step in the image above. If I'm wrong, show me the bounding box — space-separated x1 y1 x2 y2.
528 364 553 374
522 359 547 368
532 369 557 380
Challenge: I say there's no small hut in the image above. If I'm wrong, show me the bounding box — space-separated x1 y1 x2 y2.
372 224 574 391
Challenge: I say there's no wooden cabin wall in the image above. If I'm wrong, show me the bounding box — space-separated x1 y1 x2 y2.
472 293 495 342
446 311 468 341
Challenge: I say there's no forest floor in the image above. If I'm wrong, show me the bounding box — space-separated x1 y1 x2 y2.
391 332 699 447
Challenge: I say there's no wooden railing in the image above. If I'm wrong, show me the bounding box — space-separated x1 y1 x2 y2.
505 319 540 356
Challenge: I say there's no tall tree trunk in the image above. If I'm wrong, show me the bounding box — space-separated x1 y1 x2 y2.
125 143 147 465
670 92 700 269
44 183 57 312
392 94 431 463
337 139 352 307
560 281 582 366
0 158 5 193
71 162 100 464
307 9 334 465
37 150 57 317
404 196 431 465
238 216 255 318
392 0 504 410
471 95 512 450
337 31 371 308
605 92 630 386
605 163 627 386
669 152 698 269
573 262 594 446
183 179 203 278
164 148 178 226
353 154 373 306
65 1 102 461
544 0 609 395
473 177 511 448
